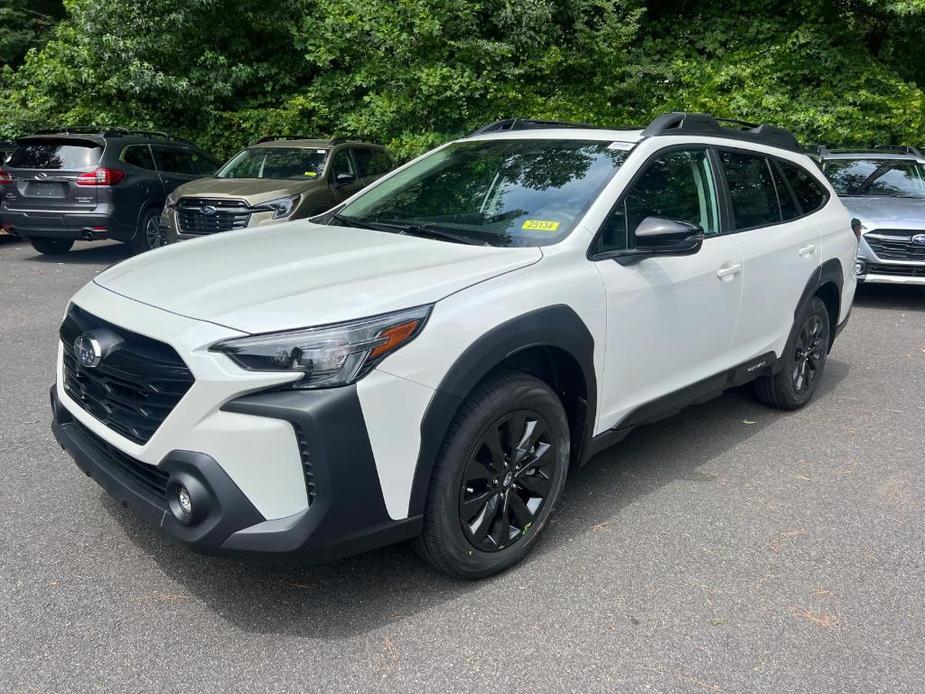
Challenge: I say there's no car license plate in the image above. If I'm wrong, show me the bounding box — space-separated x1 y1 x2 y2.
26 181 65 198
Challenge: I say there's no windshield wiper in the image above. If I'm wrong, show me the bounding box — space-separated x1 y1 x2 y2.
328 212 394 232
375 219 485 245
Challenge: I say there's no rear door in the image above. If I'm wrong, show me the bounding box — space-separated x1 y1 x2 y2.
152 146 201 195
718 150 822 365
4 137 104 213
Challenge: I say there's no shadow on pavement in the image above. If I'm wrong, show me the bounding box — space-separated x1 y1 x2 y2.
102 357 850 640
853 283 925 312
21 240 133 266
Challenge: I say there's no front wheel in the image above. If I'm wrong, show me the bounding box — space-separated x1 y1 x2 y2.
130 208 166 254
29 238 74 255
753 296 831 410
416 370 570 578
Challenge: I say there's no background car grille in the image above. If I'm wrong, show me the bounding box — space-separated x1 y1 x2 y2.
866 263 925 277
177 198 251 235
60 305 195 444
865 230 925 261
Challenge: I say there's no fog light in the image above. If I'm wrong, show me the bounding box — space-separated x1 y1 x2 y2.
177 486 193 516
855 260 865 276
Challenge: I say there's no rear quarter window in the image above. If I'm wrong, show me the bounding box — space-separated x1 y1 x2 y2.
780 161 828 214
7 139 103 170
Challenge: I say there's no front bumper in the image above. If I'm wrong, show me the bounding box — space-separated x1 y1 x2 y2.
52 384 421 561
856 236 925 285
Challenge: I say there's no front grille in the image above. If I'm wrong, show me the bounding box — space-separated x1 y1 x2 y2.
60 305 195 444
178 197 251 235
73 420 169 504
865 230 925 261
867 263 925 278
292 424 316 506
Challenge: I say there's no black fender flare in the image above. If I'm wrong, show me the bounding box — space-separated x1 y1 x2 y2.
407 304 597 517
793 257 844 350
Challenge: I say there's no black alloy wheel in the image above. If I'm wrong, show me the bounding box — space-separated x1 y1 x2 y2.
791 311 827 394
459 410 557 552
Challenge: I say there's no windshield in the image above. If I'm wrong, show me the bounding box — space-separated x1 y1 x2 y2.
217 147 328 180
336 139 629 246
7 139 102 170
823 158 925 197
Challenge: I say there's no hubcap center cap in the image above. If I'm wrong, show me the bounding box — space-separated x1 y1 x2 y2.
503 471 514 487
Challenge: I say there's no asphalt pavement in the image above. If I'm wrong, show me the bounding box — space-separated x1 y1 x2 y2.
1 237 923 693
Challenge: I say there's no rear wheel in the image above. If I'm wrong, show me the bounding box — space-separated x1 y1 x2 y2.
416 370 570 578
753 296 830 410
29 238 74 255
130 208 166 254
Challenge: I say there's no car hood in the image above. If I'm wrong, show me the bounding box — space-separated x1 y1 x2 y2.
840 196 925 229
94 222 542 334
173 177 323 206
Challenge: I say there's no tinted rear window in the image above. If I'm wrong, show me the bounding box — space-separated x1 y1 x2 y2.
719 151 781 229
7 139 103 170
780 161 828 213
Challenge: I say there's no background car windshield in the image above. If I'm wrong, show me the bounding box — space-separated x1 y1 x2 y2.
824 158 925 197
6 139 102 169
338 139 629 246
217 147 328 180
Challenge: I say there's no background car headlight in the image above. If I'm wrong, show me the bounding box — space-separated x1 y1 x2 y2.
260 194 301 219
211 305 432 389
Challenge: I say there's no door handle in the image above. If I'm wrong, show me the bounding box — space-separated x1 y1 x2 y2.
798 244 816 258
716 263 742 280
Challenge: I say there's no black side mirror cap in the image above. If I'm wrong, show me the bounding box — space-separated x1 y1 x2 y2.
334 172 356 185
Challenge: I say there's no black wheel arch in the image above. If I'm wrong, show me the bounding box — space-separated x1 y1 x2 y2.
407 304 597 517
794 258 843 352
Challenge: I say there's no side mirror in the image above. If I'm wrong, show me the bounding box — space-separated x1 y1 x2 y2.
334 172 356 186
604 216 703 265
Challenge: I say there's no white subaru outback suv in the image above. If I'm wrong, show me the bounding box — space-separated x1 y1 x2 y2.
51 113 857 578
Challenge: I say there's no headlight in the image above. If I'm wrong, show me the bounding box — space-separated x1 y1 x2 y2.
165 190 180 209
851 218 866 238
259 194 301 219
211 305 432 389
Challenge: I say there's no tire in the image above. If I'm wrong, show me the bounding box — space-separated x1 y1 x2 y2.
753 296 831 410
130 208 166 254
29 238 74 255
416 370 570 579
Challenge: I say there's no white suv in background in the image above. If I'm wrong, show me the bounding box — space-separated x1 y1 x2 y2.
51 113 857 578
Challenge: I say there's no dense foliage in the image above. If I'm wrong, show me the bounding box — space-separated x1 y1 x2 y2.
1 0 924 159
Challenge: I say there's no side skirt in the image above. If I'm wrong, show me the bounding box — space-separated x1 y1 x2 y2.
584 352 777 461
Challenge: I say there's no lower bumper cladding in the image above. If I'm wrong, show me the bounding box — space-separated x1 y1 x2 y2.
50 385 422 562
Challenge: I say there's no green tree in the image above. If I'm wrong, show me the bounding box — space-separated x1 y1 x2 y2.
0 0 63 67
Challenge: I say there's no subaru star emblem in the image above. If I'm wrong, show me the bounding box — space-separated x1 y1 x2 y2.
200 205 217 216
73 334 102 368
912 233 925 246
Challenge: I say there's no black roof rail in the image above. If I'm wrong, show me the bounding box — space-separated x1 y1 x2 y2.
27 126 176 140
470 118 606 136
253 135 322 144
642 112 802 152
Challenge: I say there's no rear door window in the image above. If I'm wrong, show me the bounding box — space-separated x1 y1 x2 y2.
7 139 103 170
719 151 781 230
780 161 828 214
121 145 156 170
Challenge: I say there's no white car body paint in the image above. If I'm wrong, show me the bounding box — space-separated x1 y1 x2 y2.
54 124 858 550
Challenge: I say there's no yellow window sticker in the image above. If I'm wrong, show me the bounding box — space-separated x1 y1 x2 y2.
521 220 560 232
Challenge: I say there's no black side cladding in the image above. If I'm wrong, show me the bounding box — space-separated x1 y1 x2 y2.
408 305 596 517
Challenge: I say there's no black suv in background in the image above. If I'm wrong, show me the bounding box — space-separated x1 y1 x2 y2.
0 128 217 254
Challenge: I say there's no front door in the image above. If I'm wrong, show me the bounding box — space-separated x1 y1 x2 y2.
592 147 744 431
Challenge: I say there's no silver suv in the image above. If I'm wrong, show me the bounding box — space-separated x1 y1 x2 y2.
819 145 925 285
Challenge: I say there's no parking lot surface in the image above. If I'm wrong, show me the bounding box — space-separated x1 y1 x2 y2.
1 237 923 693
